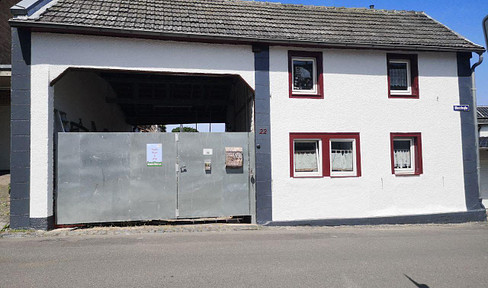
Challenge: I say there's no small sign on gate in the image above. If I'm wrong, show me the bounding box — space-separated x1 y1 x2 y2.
146 144 162 167
225 147 243 168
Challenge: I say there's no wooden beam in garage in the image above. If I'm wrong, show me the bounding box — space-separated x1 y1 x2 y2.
126 114 227 125
106 97 231 106
104 77 233 87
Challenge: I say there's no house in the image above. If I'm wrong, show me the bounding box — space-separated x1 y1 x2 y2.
479 106 488 207
0 0 18 173
8 0 486 230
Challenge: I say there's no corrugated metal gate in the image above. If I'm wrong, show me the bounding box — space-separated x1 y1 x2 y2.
56 132 253 225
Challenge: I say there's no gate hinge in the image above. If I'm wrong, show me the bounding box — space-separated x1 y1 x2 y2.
175 134 179 142
175 208 179 217
175 163 179 172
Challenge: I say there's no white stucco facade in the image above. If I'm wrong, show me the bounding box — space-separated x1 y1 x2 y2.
29 32 255 220
27 32 472 223
269 47 467 221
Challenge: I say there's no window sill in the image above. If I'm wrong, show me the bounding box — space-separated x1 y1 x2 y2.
290 94 323 99
394 172 421 176
291 175 324 178
388 94 419 99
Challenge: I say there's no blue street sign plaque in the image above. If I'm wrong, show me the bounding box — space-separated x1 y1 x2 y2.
453 105 470 112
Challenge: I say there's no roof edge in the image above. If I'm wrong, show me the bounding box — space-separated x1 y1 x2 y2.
9 20 487 53
422 11 485 52
10 0 54 17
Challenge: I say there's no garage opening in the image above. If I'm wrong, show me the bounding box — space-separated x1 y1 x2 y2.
52 68 254 133
52 68 255 225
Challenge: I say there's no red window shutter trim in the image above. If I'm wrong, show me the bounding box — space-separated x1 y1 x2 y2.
288 51 324 99
390 132 423 176
289 133 361 178
387 53 419 99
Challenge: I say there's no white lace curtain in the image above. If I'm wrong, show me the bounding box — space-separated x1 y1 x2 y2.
394 149 411 169
331 149 353 171
295 151 318 172
390 64 407 89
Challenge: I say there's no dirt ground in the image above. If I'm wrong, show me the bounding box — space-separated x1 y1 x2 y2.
0 174 10 228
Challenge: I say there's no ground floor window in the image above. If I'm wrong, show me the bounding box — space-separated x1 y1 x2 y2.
294 140 322 176
390 133 423 175
290 133 361 178
330 139 357 177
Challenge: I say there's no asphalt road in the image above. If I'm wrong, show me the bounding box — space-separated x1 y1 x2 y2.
1 223 488 288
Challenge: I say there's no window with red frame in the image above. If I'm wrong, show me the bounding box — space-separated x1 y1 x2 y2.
288 51 323 98
387 54 419 98
290 133 361 178
390 133 423 175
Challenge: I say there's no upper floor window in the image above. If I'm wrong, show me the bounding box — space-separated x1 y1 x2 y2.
387 54 419 98
288 51 323 98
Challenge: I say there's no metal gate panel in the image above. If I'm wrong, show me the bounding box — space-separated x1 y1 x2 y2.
129 134 177 220
80 134 131 222
56 133 177 224
57 132 252 225
177 133 251 218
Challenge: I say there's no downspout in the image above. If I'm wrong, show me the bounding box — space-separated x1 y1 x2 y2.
470 52 484 206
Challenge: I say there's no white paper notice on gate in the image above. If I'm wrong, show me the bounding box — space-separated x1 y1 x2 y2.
146 144 162 167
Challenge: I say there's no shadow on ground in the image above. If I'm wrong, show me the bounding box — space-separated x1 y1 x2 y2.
405 274 430 288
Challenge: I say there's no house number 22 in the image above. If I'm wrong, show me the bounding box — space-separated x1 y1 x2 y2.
259 128 268 134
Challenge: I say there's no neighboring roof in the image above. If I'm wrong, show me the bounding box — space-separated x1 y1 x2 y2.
478 106 488 125
9 0 485 52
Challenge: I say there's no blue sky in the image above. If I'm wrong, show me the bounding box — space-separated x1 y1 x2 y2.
263 0 488 104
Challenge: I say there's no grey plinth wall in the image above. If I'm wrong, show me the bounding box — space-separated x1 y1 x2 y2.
253 45 272 224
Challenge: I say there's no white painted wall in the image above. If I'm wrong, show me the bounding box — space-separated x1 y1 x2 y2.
30 64 53 219
269 47 467 221
29 33 255 219
0 105 10 170
54 71 131 132
32 33 255 87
